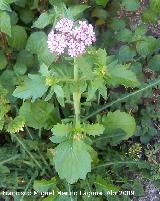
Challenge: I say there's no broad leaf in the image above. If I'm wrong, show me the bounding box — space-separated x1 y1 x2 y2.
19 100 60 129
0 11 11 36
84 123 105 137
0 0 11 12
116 28 133 42
26 31 55 66
118 45 136 63
148 55 160 72
142 8 158 24
51 123 71 138
13 62 27 75
7 25 27 50
54 140 92 184
19 9 34 24
95 176 120 192
68 5 90 18
107 65 140 87
0 51 7 70
87 78 106 101
102 110 136 140
95 0 109 7
136 37 157 57
0 118 4 130
110 18 126 31
13 74 48 101
32 12 54 29
96 48 107 66
17 50 35 68
26 32 46 54
7 116 25 134
33 178 56 193
122 0 140 11
54 85 65 107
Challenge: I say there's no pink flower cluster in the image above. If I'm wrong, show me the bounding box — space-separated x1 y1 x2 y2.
47 18 96 57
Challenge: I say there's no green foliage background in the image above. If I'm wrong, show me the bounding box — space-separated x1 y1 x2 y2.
0 0 160 200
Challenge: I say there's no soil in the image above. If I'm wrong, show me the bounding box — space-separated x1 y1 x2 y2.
134 181 160 201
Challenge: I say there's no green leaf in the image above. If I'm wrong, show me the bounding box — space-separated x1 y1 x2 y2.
0 50 7 70
52 1 68 19
91 8 108 20
118 45 136 63
150 0 160 11
102 110 136 140
7 116 25 134
0 118 4 130
95 0 109 7
0 165 10 174
95 176 120 192
130 62 142 74
39 63 50 77
19 100 59 129
54 140 92 184
84 123 105 137
17 50 35 68
0 11 11 36
122 0 140 11
0 0 11 12
136 37 157 57
51 123 71 138
96 48 107 66
132 181 145 197
14 0 27 8
110 18 126 31
13 62 27 75
26 31 55 66
13 74 48 101
148 55 160 72
54 85 65 107
106 129 128 146
26 31 45 54
7 25 27 50
19 9 34 24
33 178 56 193
107 65 140 87
77 55 94 78
116 28 133 42
0 69 16 92
142 8 158 24
68 5 90 18
9 11 18 25
42 195 58 201
32 12 54 29
87 78 106 101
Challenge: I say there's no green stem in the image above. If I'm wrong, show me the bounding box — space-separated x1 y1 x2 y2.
93 160 146 169
11 133 43 170
20 171 37 201
73 57 81 126
68 183 73 201
0 155 19 166
25 126 53 176
84 78 160 121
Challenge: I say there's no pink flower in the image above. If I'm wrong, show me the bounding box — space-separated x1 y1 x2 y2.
55 18 73 33
47 18 96 57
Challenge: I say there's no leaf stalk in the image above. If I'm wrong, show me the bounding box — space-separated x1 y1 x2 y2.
73 58 81 127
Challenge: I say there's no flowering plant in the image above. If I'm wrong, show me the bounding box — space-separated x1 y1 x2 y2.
47 18 96 57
